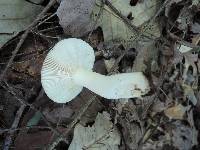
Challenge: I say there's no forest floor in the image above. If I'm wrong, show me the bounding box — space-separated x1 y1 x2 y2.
0 0 200 149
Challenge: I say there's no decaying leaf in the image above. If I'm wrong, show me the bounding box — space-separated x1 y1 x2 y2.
56 0 95 37
104 58 115 72
119 118 142 150
182 84 197 105
69 112 121 150
171 120 198 150
176 7 193 31
132 41 158 72
92 0 161 48
0 0 43 47
164 104 189 120
182 52 198 85
191 22 200 34
15 131 52 150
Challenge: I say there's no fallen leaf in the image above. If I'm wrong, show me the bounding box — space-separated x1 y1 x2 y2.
164 104 188 120
69 112 121 150
182 52 198 85
132 41 158 72
14 131 52 150
171 120 198 150
56 0 95 37
191 34 200 45
176 7 193 30
182 84 197 105
104 58 115 72
57 0 161 48
191 22 200 34
0 0 43 47
119 118 142 150
92 0 161 48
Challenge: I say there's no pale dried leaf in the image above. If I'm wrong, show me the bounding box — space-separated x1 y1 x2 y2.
0 0 43 47
92 0 161 48
182 84 197 105
104 58 115 72
191 22 200 34
182 52 198 84
69 112 120 150
132 41 158 72
120 118 142 150
164 104 188 120
176 8 193 30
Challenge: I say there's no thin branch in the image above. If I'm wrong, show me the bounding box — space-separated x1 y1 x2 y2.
0 81 64 141
3 104 26 150
0 126 51 135
0 0 57 82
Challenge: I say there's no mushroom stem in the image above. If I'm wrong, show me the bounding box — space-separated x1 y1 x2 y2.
73 69 150 99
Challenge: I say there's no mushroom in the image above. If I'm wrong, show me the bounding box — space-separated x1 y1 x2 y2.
41 38 150 103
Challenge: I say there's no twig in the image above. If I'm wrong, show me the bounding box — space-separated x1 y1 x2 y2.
35 12 56 29
2 104 26 150
83 126 114 149
0 0 57 82
0 126 51 135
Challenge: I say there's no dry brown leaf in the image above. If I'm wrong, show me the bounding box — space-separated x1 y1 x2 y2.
14 131 52 150
69 112 121 150
119 118 142 150
164 104 188 120
132 41 158 72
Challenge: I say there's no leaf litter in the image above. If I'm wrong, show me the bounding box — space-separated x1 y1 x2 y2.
0 0 200 150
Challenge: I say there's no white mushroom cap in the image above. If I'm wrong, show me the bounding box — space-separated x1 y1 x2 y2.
41 38 95 103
